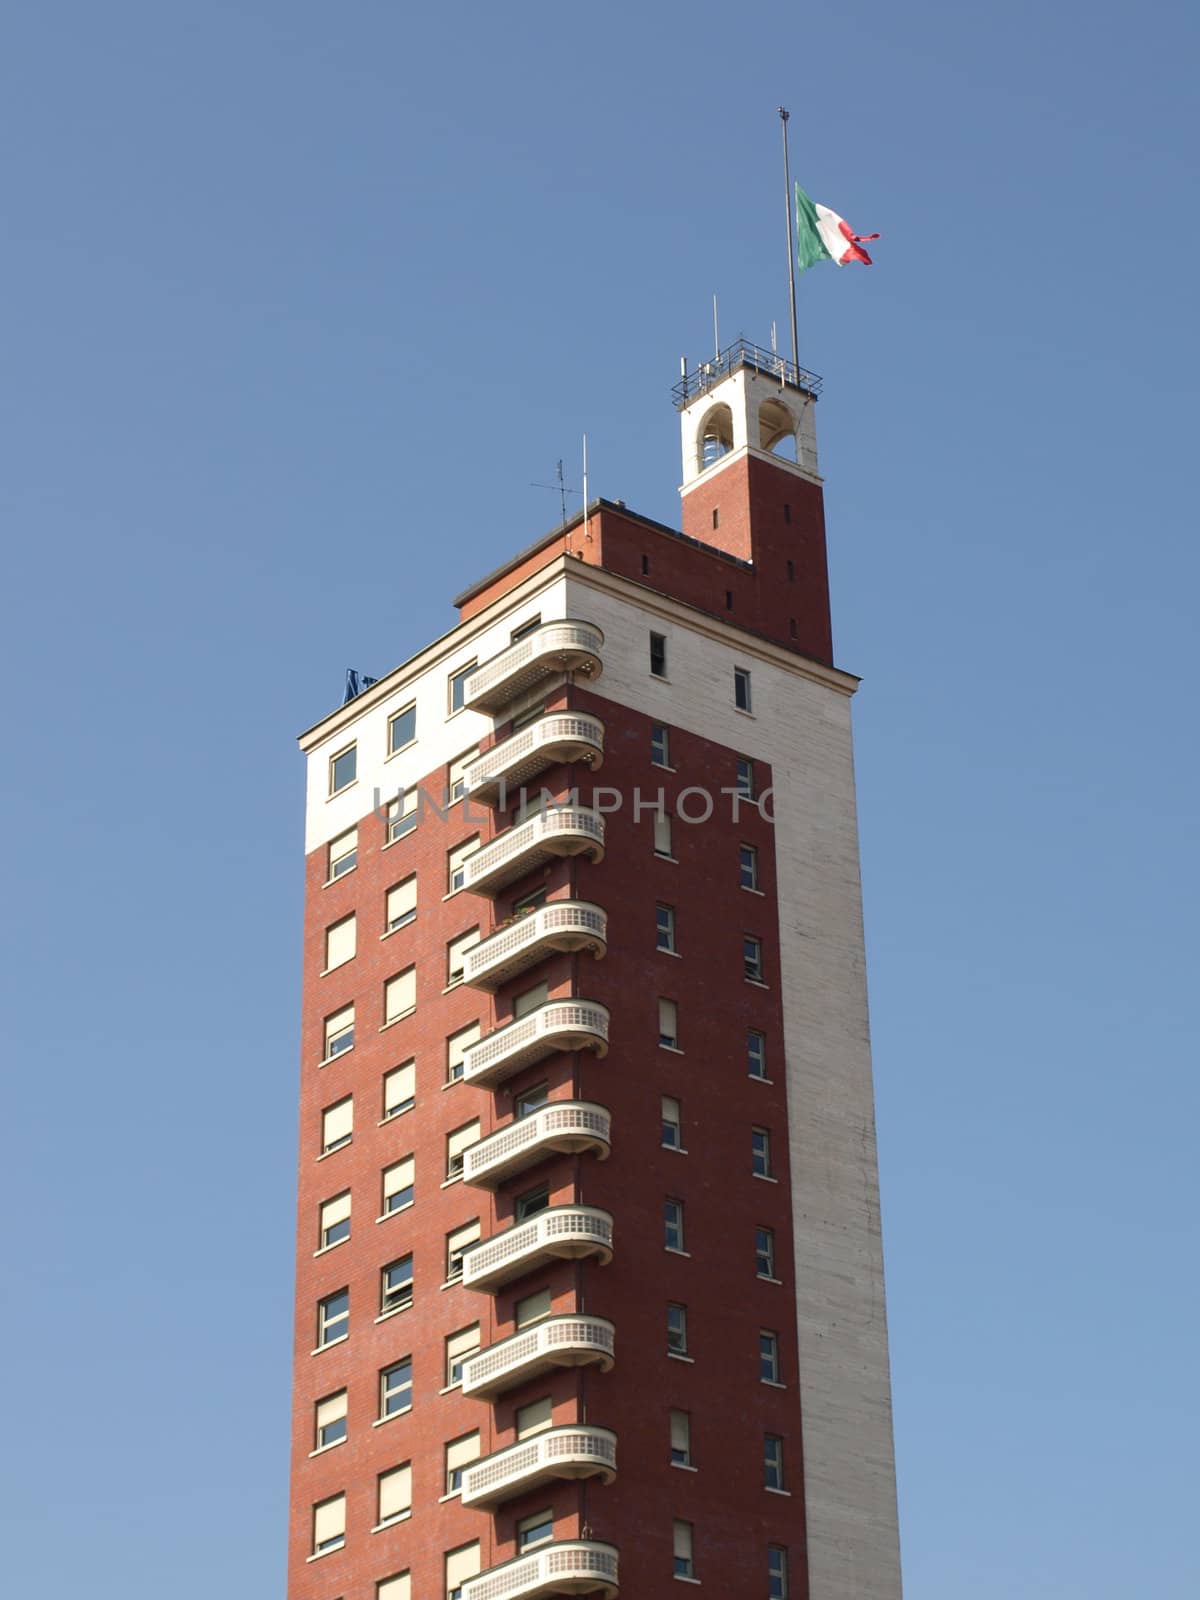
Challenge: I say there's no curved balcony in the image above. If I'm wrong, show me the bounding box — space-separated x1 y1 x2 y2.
462 1205 613 1291
464 901 607 992
462 1315 615 1399
463 1102 611 1188
461 1424 617 1509
463 808 605 897
463 999 610 1089
463 621 604 714
461 1541 619 1600
463 715 604 806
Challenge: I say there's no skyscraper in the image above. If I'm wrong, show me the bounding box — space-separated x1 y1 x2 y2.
288 340 902 1600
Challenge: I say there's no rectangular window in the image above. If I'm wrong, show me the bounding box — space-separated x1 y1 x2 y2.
515 1081 549 1118
447 928 479 986
448 661 476 714
515 1395 553 1439
446 1119 480 1180
386 788 418 843
317 1288 349 1349
516 1288 552 1328
386 877 417 932
321 1096 353 1154
312 1492 345 1555
324 1004 355 1061
384 966 416 1024
650 631 668 678
445 1541 481 1600
314 1389 347 1450
515 1184 550 1223
735 666 753 711
739 844 759 891
510 614 542 642
380 1357 412 1418
447 837 479 894
654 810 673 858
383 1060 415 1119
388 702 417 755
735 756 756 800
378 1462 412 1527
513 885 547 915
667 1301 688 1356
382 1156 414 1215
661 1095 682 1149
319 1191 351 1250
744 935 764 982
517 1508 554 1553
324 914 356 972
380 1254 414 1314
513 980 549 1019
656 903 677 953
769 1546 789 1599
756 1226 776 1279
449 747 479 802
328 826 357 881
765 1433 785 1490
378 1574 411 1600
658 997 679 1049
446 1219 480 1283
446 1021 480 1083
664 1197 685 1253
747 1030 768 1080
651 723 671 767
669 1408 691 1467
445 1322 480 1387
760 1329 781 1383
329 744 356 796
752 1126 773 1178
673 1519 694 1579
445 1430 481 1494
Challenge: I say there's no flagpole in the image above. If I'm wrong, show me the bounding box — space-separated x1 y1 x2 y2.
778 106 799 375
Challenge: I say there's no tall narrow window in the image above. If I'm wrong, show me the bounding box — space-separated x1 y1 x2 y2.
448 662 476 715
756 1226 776 1279
324 914 356 971
382 1060 415 1119
673 1520 694 1579
735 666 753 711
446 1220 480 1283
747 1029 768 1080
739 844 759 891
446 1119 480 1180
329 744 356 795
664 1197 685 1253
447 928 479 986
744 935 764 982
384 966 416 1023
321 1095 353 1154
752 1126 773 1178
667 1301 688 1356
380 1357 412 1418
386 877 417 932
324 1004 354 1060
650 631 668 678
314 1389 347 1450
446 1021 480 1083
515 1396 554 1439
658 998 679 1049
312 1492 346 1555
445 1541 481 1600
377 1462 412 1528
380 1254 414 1314
654 810 673 858
769 1546 790 1598
447 838 479 894
445 1322 480 1387
764 1433 785 1490
760 1329 781 1383
328 826 357 881
656 903 677 953
670 1408 692 1467
387 702 416 754
735 756 756 800
445 1431 481 1494
661 1095 683 1149
449 747 478 802
386 788 418 843
651 723 671 767
382 1156 414 1215
317 1288 349 1349
319 1191 351 1250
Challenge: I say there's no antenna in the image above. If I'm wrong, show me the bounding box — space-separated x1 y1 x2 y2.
778 106 800 372
712 293 720 360
530 459 580 529
582 433 590 541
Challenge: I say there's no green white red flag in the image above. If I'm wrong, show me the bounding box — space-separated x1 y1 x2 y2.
794 182 880 270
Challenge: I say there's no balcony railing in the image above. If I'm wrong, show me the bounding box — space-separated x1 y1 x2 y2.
461 1540 620 1600
461 1424 617 1508
462 714 604 806
463 621 604 714
462 1205 613 1291
463 901 607 992
462 999 610 1089
462 1315 615 1399
672 337 823 406
463 1102 611 1189
463 807 605 896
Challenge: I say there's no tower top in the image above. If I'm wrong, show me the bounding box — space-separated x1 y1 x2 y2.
674 337 822 490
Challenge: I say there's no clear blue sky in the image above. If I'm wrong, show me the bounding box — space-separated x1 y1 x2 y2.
2 3 1197 1595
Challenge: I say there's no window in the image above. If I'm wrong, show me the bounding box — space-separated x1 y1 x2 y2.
384 966 416 1024
669 1408 691 1467
661 1095 682 1150
513 980 549 1019
314 1389 347 1450
511 701 544 733
739 844 759 891
446 1021 480 1083
515 1395 553 1439
760 1329 781 1383
445 1323 480 1387
515 1184 550 1223
752 1126 773 1178
445 1541 480 1600
378 1574 411 1600
756 1226 776 1279
747 1030 768 1081
764 1433 785 1490
383 1060 415 1120
380 1357 412 1418
446 1119 480 1180
725 589 734 610
446 928 479 986
517 1508 554 1553
651 723 671 767
312 1492 345 1555
769 1546 790 1598
667 1301 688 1356
381 1254 414 1314
319 1191 351 1250
658 998 679 1049
328 826 357 881
744 935 764 982
321 1096 353 1154
511 614 542 642
712 507 720 529
653 810 673 858
673 1519 694 1579
446 1220 480 1283
388 702 417 754
448 661 476 714
735 756 756 800
377 1462 412 1527
650 631 668 678
641 553 650 575
329 744 356 795
513 885 547 915
515 1081 549 1118
735 666 753 711
449 747 478 803
382 1156 414 1215
386 788 418 843
324 914 356 971
447 837 479 893
445 1431 481 1494
324 1004 355 1061
664 1198 685 1253
317 1288 349 1349
656 903 677 953
386 877 417 932
516 1288 552 1328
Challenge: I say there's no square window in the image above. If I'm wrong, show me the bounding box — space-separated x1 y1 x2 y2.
380 1357 412 1418
328 827 357 881
446 1219 480 1282
760 1329 781 1383
449 661 476 714
735 666 753 711
445 1322 480 1387
516 1288 552 1328
386 877 417 932
658 998 679 1050
324 1005 355 1061
382 1156 414 1215
651 723 671 767
669 1408 691 1467
446 1021 480 1084
312 1492 345 1554
383 1060 415 1119
739 843 759 891
654 810 673 858
744 935 764 982
650 631 668 678
752 1126 773 1178
517 1508 554 1553
747 1030 768 1081
664 1197 685 1253
314 1389 347 1450
445 1430 480 1494
448 837 480 894
769 1546 789 1598
764 1433 785 1490
329 744 357 796
756 1226 776 1279
377 1462 412 1526
656 903 677 953
661 1095 682 1150
317 1288 349 1349
515 1395 553 1439
735 756 756 800
319 1191 351 1250
673 1519 694 1579
446 1119 480 1180
388 702 417 755
381 1254 414 1314
516 1184 550 1223
512 980 549 1020
386 789 418 843
515 1081 549 1119
667 1301 688 1356
325 914 356 972
321 1096 353 1155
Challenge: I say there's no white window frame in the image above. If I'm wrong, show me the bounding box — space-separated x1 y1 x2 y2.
388 701 417 755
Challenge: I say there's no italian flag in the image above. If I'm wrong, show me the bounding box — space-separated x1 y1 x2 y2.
795 182 880 270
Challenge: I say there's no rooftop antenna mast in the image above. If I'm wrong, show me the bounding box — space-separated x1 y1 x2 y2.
530 459 579 529
778 106 800 373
